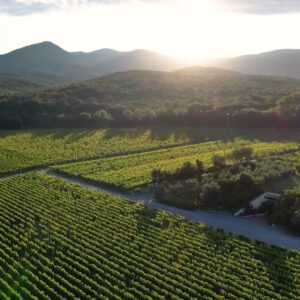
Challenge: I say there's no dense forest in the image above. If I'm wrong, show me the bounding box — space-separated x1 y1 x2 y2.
1 67 300 129
0 73 47 95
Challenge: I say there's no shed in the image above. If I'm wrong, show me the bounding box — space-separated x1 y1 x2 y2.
250 192 281 210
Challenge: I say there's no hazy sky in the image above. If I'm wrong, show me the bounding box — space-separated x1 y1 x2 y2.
1 0 300 59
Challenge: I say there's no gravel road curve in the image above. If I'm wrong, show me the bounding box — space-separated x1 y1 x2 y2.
41 169 300 251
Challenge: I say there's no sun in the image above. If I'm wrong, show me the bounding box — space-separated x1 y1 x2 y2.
135 0 223 60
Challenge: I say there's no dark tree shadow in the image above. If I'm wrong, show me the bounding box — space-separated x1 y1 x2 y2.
1 127 300 146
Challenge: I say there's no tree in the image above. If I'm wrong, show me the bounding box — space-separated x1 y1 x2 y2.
201 182 221 208
291 214 300 234
177 162 194 178
152 169 164 183
212 154 226 168
123 109 135 121
196 159 204 175
236 172 262 207
230 147 253 162
94 109 112 125
277 93 300 118
79 112 91 123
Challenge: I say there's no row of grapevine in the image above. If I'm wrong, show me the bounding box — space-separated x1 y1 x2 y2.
52 140 299 189
0 128 191 175
0 172 299 299
1 127 300 177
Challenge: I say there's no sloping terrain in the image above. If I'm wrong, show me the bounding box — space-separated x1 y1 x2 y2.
0 171 299 299
2 67 300 129
0 73 45 95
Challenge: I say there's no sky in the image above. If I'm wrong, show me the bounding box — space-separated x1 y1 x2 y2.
1 0 300 59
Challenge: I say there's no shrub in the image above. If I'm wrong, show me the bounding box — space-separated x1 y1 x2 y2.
201 182 221 208
212 154 226 168
230 147 253 162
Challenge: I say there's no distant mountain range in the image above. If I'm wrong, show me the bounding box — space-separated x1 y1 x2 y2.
2 42 300 94
208 49 300 78
0 41 185 90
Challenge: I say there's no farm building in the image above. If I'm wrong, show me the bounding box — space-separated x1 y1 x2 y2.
250 192 281 209
234 192 281 216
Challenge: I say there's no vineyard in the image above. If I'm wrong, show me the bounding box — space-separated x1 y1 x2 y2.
52 139 299 189
0 127 299 176
0 172 299 299
0 128 194 175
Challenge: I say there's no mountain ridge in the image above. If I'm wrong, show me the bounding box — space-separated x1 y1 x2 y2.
3 42 300 91
210 49 300 78
0 42 185 88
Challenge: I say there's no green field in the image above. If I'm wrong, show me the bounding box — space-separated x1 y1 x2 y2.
0 172 299 299
52 139 299 189
0 128 193 175
1 127 300 176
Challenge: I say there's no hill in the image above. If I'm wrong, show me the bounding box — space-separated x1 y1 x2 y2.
3 43 300 91
210 49 300 78
1 67 300 129
0 73 44 95
0 41 185 87
98 49 182 74
0 71 78 95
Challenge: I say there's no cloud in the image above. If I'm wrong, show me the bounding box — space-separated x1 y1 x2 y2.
0 0 170 16
0 0 58 16
1 0 300 16
0 0 122 16
216 0 300 15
